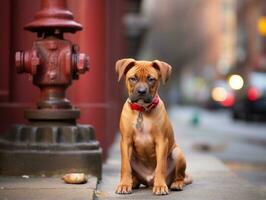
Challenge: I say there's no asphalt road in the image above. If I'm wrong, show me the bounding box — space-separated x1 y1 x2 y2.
169 106 266 193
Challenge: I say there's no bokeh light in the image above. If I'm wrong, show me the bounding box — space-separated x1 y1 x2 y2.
228 74 244 90
211 87 227 102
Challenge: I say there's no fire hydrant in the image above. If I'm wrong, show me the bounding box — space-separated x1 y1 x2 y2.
15 1 88 109
0 0 102 178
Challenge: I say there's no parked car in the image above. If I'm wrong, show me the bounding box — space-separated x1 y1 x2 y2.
231 71 266 121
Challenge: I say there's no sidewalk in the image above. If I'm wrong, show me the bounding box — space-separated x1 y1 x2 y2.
1 106 265 200
96 106 266 200
0 176 97 200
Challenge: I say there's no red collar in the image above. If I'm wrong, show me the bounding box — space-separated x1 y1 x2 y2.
128 96 160 112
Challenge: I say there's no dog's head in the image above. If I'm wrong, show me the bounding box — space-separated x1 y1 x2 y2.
115 58 172 104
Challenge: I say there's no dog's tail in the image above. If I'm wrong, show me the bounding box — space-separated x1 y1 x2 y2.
184 173 193 185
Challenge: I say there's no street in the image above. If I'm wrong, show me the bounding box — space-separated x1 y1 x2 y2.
169 106 266 193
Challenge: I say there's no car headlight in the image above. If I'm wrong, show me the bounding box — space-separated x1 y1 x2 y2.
228 74 244 90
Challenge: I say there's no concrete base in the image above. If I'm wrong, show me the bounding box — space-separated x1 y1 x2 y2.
0 124 102 178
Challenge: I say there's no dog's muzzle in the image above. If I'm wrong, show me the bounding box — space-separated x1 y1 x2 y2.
130 86 153 103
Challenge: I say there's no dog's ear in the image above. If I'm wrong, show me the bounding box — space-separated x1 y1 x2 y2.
115 58 136 82
152 60 172 85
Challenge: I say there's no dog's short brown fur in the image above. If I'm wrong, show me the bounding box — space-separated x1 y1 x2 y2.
115 58 192 195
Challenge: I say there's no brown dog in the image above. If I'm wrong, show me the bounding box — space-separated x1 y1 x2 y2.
115 58 192 195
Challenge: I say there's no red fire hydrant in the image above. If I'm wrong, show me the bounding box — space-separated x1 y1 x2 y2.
15 0 88 110
0 0 102 178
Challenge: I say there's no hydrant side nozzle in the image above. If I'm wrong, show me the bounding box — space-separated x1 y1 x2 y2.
15 50 40 75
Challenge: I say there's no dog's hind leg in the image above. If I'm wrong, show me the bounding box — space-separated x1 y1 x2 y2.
168 145 190 191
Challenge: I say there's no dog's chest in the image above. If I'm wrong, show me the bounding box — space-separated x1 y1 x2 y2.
132 115 155 153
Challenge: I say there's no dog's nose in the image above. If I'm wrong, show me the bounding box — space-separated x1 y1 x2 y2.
137 87 147 95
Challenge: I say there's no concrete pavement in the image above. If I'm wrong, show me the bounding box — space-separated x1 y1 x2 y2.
96 137 265 200
1 106 266 200
168 106 266 192
96 106 266 200
0 176 97 200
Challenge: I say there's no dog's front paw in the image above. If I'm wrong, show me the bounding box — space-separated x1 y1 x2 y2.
153 183 169 195
116 183 132 194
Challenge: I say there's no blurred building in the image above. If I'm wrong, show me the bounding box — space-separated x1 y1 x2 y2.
236 0 266 71
136 0 237 105
124 0 150 57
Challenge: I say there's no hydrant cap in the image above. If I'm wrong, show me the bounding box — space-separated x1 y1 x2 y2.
24 0 82 33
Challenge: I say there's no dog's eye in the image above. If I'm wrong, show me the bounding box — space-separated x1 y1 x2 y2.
147 77 155 84
129 77 137 82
